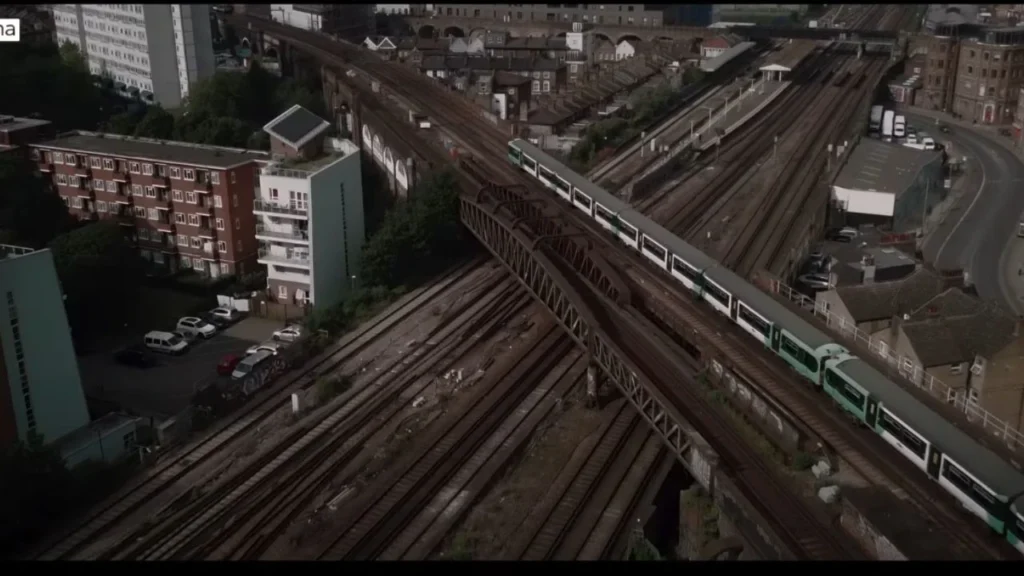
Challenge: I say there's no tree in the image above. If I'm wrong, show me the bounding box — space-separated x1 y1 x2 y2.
59 40 88 74
49 221 145 336
133 105 176 139
361 170 463 287
0 441 74 555
0 40 113 131
0 154 75 248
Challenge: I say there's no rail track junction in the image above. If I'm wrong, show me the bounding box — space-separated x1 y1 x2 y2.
30 5 1022 561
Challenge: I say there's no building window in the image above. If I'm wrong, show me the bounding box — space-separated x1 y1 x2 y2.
174 212 186 224
270 188 279 200
138 227 149 240
230 171 236 184
185 191 197 204
157 164 167 177
278 285 289 299
53 152 64 164
218 241 227 252
172 189 183 202
188 213 199 226
233 194 238 207
103 158 114 170
96 201 108 213
177 234 189 246
190 237 202 248
93 178 104 190
215 218 224 230
132 184 142 196
145 186 156 198
214 195 223 208
180 256 191 269
183 168 195 181
147 208 158 220
170 166 180 179
533 80 540 92
543 81 550 92
130 162 141 174
236 240 242 252
71 197 83 209
210 172 220 185
133 206 147 218
56 173 68 186
90 157 102 169
234 218 240 230
142 163 153 175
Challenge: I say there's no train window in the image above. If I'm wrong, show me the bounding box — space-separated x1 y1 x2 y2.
878 409 926 459
642 236 666 261
672 256 699 281
942 459 1000 515
703 279 728 305
538 165 554 181
572 188 591 207
619 219 638 240
825 370 865 408
595 203 613 223
508 143 521 160
738 304 770 337
523 155 536 171
554 177 569 194
781 335 819 373
1016 515 1024 536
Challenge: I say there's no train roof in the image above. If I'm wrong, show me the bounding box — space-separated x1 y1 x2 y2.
834 357 1024 497
705 265 834 350
510 138 717 272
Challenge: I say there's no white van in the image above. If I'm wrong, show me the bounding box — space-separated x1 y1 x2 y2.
232 350 273 380
893 114 906 138
144 331 188 355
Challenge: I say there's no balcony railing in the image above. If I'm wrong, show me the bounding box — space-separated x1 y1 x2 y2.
258 247 311 266
196 225 216 238
255 224 309 242
253 199 308 216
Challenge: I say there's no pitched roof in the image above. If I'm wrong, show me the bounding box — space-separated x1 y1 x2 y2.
31 131 266 169
420 55 565 72
702 36 733 50
262 105 330 150
835 268 946 323
900 289 1018 367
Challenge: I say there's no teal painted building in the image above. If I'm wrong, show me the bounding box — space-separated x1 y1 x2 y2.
0 245 90 449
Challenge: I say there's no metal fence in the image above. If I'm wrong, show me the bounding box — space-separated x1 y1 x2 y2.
769 278 1024 452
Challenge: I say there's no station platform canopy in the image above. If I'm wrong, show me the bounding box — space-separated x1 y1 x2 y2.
759 63 791 73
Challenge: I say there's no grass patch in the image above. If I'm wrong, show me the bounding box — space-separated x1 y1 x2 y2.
316 374 353 404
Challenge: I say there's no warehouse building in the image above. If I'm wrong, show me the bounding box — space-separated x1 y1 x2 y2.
832 139 944 233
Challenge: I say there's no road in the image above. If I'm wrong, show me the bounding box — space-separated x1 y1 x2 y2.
907 111 1024 310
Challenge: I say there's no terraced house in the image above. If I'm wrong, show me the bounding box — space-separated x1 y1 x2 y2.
30 132 266 279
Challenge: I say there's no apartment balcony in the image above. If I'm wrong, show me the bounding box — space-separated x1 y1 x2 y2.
255 224 309 244
74 165 91 178
258 247 311 269
111 212 135 226
151 175 171 188
196 224 216 239
194 177 213 193
37 162 53 173
253 199 308 219
112 170 131 183
154 219 175 233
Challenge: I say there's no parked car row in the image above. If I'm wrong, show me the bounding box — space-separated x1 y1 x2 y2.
114 307 245 367
218 323 305 380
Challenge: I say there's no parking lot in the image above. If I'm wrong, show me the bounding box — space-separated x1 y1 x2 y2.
79 316 288 419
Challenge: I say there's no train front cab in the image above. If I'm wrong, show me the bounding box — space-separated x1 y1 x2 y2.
822 355 871 421
936 453 1010 534
508 142 522 165
1008 497 1024 554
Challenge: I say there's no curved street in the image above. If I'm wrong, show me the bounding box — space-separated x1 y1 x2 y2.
908 111 1024 313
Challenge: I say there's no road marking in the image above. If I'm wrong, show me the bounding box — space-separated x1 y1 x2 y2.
934 134 986 266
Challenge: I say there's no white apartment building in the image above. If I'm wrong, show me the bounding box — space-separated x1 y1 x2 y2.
255 105 365 312
52 4 215 108
270 4 323 31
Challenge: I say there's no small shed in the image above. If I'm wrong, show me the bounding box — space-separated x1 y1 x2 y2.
759 63 791 82
57 413 141 469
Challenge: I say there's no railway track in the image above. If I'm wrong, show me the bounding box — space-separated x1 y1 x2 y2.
102 277 535 561
225 14 917 559
724 56 886 276
313 326 576 560
33 259 516 560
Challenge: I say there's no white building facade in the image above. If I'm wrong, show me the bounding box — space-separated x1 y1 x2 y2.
255 139 365 311
52 4 214 107
270 4 323 31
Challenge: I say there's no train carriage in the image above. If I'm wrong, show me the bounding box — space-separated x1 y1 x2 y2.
705 265 846 380
826 356 1024 533
506 136 1024 553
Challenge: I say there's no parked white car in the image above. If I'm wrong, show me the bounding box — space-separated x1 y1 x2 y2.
272 325 304 342
176 316 217 339
208 307 242 323
246 340 284 356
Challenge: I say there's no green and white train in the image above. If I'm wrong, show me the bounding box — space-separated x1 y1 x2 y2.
507 138 1024 554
